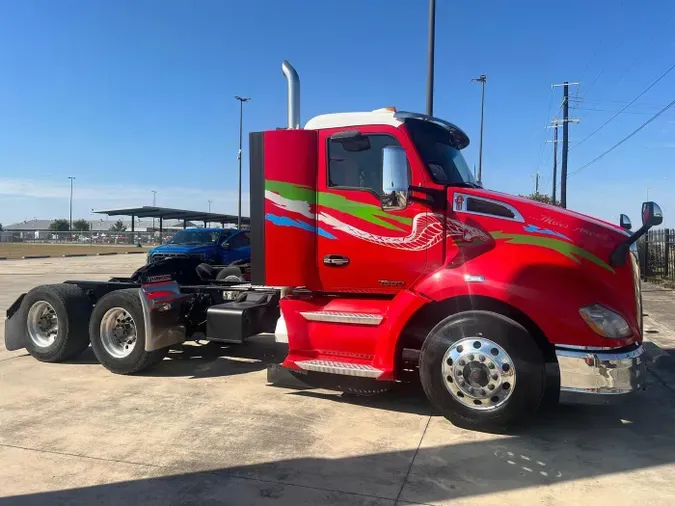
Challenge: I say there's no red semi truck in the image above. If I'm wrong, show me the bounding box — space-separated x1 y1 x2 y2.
4 61 663 429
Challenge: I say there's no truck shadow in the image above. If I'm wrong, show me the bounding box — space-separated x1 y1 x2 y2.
140 336 287 380
4 377 675 505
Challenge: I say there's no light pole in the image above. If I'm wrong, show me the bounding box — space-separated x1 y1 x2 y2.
426 0 436 116
235 96 251 230
68 177 75 231
471 74 487 183
151 190 157 233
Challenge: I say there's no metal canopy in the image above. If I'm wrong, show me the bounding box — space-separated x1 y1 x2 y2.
93 206 250 225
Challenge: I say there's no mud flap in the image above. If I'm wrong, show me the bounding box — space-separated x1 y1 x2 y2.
4 294 27 352
139 282 194 352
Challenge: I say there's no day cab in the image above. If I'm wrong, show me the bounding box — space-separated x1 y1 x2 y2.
147 228 250 265
250 61 663 428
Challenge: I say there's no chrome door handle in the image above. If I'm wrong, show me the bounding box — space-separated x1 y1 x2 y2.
323 255 350 267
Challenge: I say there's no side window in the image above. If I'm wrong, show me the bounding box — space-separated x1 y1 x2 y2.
328 134 403 196
229 232 250 249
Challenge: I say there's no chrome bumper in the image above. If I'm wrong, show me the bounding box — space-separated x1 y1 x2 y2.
555 344 646 395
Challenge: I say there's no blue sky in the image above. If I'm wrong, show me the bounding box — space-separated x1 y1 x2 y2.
0 0 673 227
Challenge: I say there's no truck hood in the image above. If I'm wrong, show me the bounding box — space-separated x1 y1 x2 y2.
450 187 630 270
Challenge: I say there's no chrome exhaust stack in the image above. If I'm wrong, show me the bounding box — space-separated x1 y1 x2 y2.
281 60 300 129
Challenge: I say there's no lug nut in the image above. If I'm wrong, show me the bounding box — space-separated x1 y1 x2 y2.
492 374 498 381
479 355 486 362
468 354 474 361
457 345 464 353
488 362 495 369
458 359 465 366
488 384 495 390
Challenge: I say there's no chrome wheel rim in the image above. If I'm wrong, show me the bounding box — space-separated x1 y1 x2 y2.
27 301 59 348
441 337 516 411
100 308 137 358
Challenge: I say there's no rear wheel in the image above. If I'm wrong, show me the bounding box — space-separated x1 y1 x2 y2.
89 289 168 374
21 284 92 362
419 310 545 430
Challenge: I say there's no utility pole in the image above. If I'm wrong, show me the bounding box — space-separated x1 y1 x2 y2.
545 123 561 203
471 74 487 183
552 126 558 203
426 0 436 116
552 82 580 208
235 96 251 230
68 176 75 231
532 172 540 193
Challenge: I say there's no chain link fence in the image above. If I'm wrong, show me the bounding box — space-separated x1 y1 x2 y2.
0 230 174 246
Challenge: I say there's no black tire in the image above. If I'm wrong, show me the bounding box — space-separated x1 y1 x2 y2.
89 289 168 374
20 284 92 362
216 266 243 282
419 310 545 430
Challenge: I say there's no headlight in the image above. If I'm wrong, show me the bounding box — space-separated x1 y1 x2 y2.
579 304 631 338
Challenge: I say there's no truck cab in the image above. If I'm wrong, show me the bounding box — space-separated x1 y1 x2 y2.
147 228 250 265
249 61 662 428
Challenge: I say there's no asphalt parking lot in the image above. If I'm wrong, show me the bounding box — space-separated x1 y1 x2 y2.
2 256 675 505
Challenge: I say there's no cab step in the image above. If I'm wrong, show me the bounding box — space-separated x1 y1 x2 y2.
294 359 383 378
299 311 383 326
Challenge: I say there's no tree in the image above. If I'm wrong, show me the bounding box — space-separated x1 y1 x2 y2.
520 192 559 206
109 220 127 232
72 219 90 231
49 219 70 231
0 223 3 232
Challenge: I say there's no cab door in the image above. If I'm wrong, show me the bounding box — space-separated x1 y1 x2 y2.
221 231 251 264
316 125 432 293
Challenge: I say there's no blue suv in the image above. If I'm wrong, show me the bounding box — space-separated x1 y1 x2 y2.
147 228 250 265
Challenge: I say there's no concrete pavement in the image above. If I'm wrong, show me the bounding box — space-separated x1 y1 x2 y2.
2 257 675 505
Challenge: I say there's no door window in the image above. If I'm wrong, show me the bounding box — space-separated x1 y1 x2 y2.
229 232 250 249
328 134 404 196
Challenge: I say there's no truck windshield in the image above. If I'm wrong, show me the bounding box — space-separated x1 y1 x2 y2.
169 230 222 245
405 118 478 186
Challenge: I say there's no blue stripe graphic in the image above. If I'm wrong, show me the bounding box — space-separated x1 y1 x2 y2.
265 214 337 240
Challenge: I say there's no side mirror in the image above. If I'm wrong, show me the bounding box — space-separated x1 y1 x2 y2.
619 214 632 230
642 201 663 228
381 146 409 210
610 201 664 267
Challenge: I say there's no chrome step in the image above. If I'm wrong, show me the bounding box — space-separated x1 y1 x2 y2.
295 359 383 378
299 311 383 325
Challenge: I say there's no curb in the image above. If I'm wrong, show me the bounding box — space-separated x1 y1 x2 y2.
63 254 88 258
0 257 7 261
22 255 51 259
97 252 119 256
126 251 145 255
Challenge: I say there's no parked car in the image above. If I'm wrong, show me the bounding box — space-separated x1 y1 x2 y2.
147 228 250 265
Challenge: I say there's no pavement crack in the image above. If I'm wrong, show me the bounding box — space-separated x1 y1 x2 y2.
0 443 167 469
395 415 432 505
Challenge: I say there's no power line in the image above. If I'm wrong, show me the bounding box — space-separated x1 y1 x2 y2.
568 97 675 178
571 106 675 116
570 61 675 150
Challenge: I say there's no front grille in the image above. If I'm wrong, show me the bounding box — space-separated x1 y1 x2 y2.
149 253 192 263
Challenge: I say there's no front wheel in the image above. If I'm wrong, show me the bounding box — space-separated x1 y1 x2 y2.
89 289 168 374
419 310 545 430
